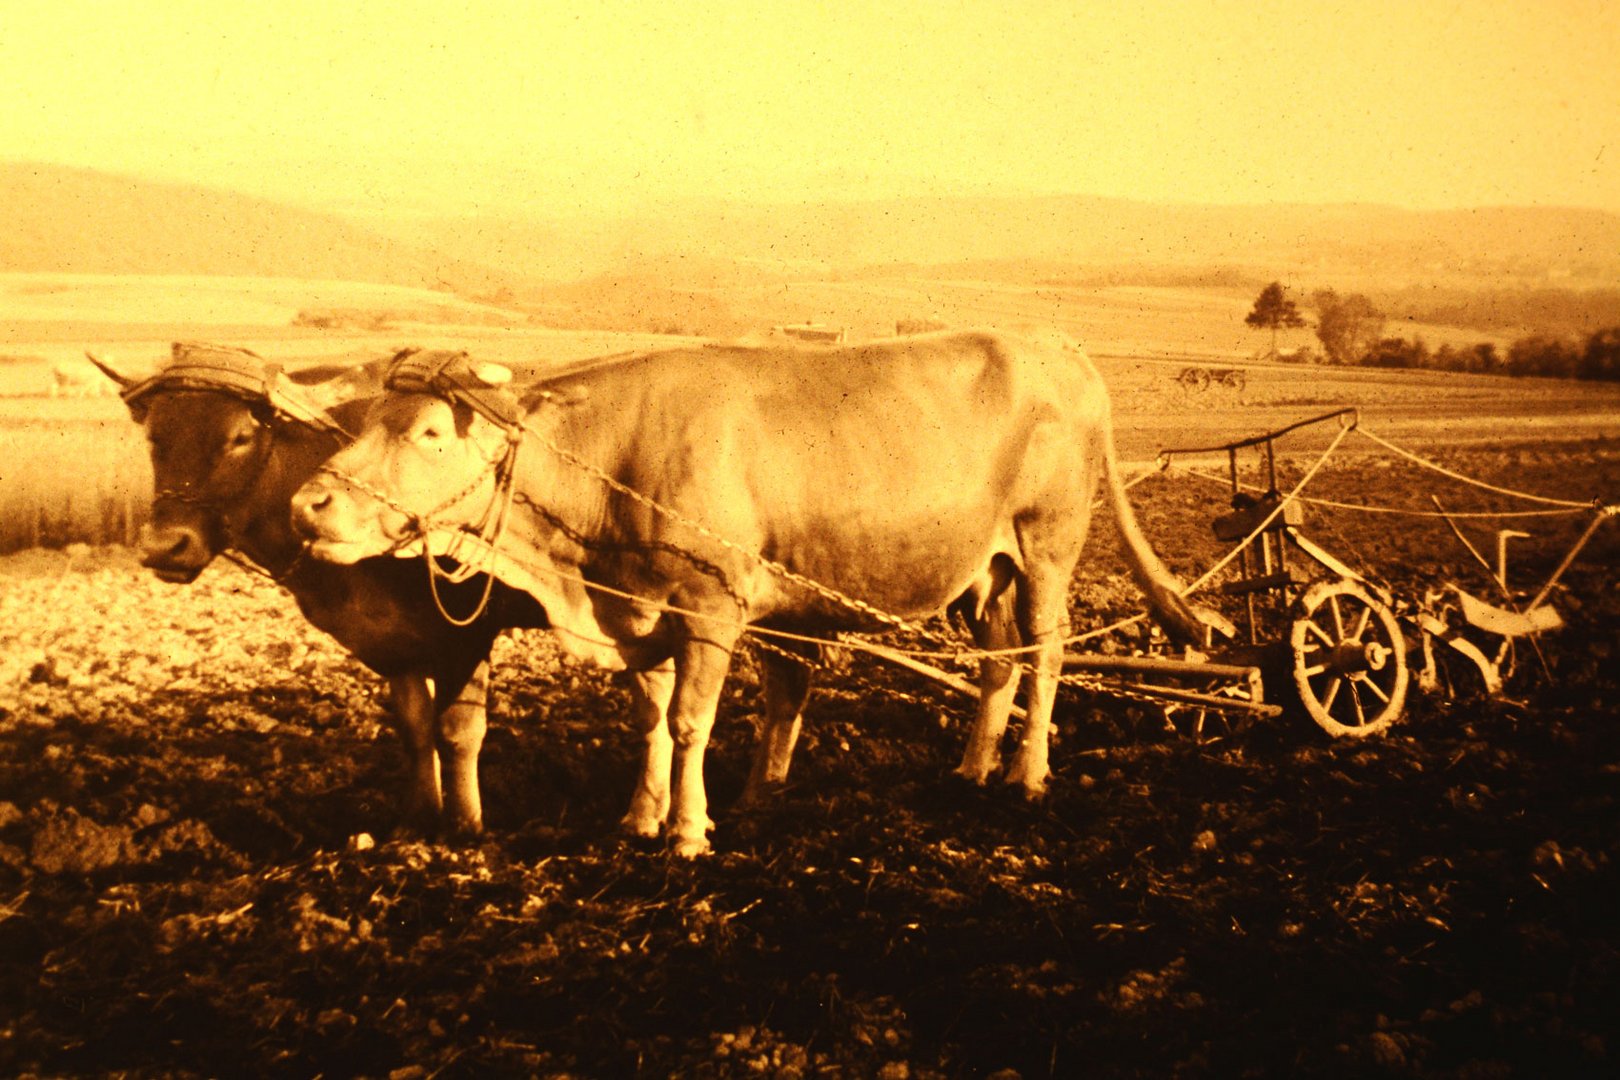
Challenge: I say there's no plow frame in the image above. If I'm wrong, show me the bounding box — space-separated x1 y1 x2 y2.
1066 408 1415 737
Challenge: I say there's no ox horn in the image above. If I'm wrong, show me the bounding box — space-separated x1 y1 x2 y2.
268 368 355 428
84 350 133 388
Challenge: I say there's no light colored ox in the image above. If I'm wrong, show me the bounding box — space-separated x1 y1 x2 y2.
290 329 1227 856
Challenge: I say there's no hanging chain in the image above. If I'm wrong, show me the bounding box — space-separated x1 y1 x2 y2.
518 419 940 639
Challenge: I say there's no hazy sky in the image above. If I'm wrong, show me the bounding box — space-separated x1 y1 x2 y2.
4 0 1617 217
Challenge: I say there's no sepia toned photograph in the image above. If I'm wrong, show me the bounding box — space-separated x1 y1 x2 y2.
2 2 1617 1075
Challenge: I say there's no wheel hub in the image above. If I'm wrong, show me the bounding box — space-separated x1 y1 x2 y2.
1324 639 1389 677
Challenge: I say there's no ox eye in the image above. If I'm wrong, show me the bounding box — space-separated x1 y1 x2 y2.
227 430 256 451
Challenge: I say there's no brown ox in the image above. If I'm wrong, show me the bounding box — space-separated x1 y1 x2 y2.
94 343 563 837
291 329 1223 856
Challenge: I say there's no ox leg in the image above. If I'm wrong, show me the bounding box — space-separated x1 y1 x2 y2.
1003 566 1077 798
433 653 492 838
621 660 677 839
954 587 1023 785
667 627 744 857
386 674 443 834
741 645 815 805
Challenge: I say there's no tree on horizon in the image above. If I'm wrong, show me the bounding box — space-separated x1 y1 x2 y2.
1313 289 1385 365
1245 281 1306 359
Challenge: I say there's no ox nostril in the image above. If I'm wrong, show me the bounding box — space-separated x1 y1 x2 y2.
138 526 202 569
292 484 336 537
294 485 332 517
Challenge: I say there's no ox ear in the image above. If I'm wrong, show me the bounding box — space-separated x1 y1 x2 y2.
270 367 367 418
469 361 513 388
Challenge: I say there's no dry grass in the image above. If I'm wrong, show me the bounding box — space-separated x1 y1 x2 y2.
0 410 148 551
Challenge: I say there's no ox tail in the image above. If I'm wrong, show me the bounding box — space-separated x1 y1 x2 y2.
1099 417 1233 649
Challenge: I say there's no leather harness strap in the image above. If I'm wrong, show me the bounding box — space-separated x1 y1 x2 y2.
119 341 351 435
119 341 276 409
383 348 525 431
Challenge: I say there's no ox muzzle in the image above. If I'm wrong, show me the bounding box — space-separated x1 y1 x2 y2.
290 471 406 565
137 519 218 583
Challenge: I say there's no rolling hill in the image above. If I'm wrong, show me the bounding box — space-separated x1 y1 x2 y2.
7 160 1619 343
367 195 1620 289
0 162 513 295
13 161 1620 296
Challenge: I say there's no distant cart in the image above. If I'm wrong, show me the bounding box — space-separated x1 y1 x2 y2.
775 323 846 343
1176 366 1247 393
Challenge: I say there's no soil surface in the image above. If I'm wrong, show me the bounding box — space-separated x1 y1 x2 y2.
2 442 1617 1078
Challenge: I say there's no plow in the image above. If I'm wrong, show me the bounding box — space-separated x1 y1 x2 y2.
869 407 1613 739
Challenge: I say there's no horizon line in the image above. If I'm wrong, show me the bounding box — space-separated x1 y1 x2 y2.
6 158 1618 221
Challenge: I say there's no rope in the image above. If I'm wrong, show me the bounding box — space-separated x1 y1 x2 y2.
220 543 311 586
434 525 1152 684
1180 422 1353 597
1174 465 1591 520
1090 459 1164 512
417 438 524 627
1353 425 1595 509
482 531 1213 711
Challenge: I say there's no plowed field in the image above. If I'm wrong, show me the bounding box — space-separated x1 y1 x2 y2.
2 442 1617 1078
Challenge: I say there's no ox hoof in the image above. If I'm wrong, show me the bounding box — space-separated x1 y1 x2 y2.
1004 773 1050 801
669 835 713 858
619 812 665 841
951 763 996 787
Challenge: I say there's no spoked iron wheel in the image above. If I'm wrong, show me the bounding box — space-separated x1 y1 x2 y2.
1289 579 1409 737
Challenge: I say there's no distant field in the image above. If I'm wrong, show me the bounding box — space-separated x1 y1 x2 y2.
1 272 1616 553
0 273 529 331
1098 354 1620 463
0 272 701 384
688 277 1509 359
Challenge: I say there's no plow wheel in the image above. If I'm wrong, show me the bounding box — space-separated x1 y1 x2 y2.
1289 580 1409 737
